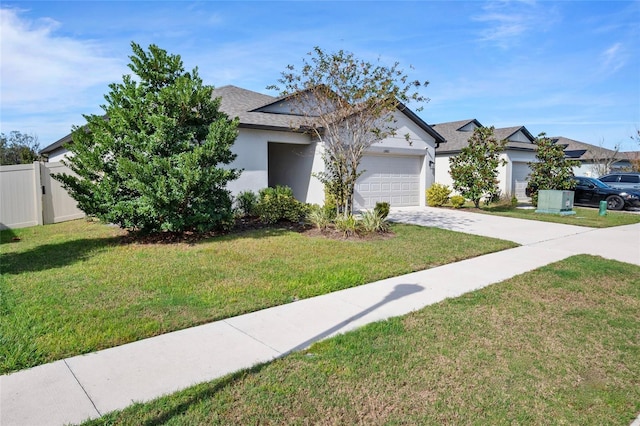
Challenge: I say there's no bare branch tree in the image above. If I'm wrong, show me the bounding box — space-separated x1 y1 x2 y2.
589 139 621 177
269 47 428 215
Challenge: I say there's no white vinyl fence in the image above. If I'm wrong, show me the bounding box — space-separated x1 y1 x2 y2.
0 162 85 230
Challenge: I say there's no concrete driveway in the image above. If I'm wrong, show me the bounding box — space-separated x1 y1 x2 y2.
389 206 640 266
388 206 592 245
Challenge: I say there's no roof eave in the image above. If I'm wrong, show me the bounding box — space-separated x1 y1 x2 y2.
395 101 446 148
40 133 73 155
238 122 310 133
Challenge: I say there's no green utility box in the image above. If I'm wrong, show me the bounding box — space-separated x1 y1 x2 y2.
535 190 576 216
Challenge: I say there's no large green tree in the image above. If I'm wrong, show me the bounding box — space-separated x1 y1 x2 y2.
56 42 240 233
527 133 580 206
449 126 507 208
0 131 40 165
269 47 428 215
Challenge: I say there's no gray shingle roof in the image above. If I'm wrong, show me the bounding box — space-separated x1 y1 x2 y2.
551 136 619 161
212 85 307 130
214 85 446 145
431 119 481 152
432 119 535 154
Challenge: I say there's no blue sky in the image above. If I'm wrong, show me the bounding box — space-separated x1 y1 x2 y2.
1 1 639 151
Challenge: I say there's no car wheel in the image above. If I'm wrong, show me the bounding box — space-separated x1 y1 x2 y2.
606 195 625 211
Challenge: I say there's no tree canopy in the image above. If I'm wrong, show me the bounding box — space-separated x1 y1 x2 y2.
527 133 580 206
56 42 240 233
448 126 507 208
0 131 40 165
269 47 428 215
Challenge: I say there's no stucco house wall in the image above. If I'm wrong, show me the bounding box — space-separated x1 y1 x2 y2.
434 154 455 188
45 147 70 163
268 141 325 205
226 127 314 199
40 85 444 211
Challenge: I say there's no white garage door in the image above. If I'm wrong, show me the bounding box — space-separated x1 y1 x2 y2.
353 155 422 210
512 162 530 200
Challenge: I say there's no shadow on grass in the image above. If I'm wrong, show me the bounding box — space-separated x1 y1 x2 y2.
0 236 124 275
93 284 424 425
1 225 300 275
0 227 19 243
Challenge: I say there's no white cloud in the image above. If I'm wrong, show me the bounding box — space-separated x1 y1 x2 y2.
473 1 559 49
474 12 528 46
0 7 125 114
600 42 627 74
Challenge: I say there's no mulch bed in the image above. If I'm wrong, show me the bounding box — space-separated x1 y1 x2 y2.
119 217 394 245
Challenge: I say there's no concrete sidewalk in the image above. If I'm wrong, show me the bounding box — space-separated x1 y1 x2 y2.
2 208 639 425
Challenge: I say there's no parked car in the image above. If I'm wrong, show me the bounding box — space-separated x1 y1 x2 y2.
573 176 640 210
598 172 640 190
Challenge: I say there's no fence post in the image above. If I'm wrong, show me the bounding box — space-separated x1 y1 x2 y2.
34 161 44 226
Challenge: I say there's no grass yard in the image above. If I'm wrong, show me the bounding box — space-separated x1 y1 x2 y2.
84 255 640 425
474 205 640 228
0 219 516 374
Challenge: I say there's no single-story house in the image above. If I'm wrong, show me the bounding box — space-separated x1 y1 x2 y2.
553 136 633 177
40 85 446 210
431 119 536 200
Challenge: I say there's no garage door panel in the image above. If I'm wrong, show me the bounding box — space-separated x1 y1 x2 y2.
391 195 403 205
354 155 422 210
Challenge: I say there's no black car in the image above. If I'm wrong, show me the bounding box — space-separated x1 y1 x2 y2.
573 176 640 210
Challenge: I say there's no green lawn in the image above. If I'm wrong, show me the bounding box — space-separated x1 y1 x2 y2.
473 205 640 228
84 255 640 425
0 219 516 374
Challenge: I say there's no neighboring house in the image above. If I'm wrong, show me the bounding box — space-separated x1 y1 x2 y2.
432 119 536 200
553 136 632 177
40 85 445 210
622 151 640 171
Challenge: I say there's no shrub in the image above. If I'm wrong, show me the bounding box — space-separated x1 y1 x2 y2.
426 183 452 207
322 203 337 221
235 190 258 217
323 187 338 218
450 195 465 208
374 202 390 219
54 43 240 234
334 214 359 237
255 186 307 224
360 210 390 233
307 205 332 230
